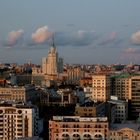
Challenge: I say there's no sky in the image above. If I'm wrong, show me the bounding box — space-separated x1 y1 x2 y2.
0 0 140 64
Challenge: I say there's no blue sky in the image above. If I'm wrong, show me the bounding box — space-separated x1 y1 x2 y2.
0 0 140 64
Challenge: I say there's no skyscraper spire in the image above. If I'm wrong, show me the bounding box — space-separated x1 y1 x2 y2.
52 33 55 48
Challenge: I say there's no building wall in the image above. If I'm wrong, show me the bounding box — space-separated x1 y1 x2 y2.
0 86 39 103
114 75 140 119
130 76 140 119
49 116 108 140
46 47 58 75
75 102 105 117
113 77 131 100
92 74 111 102
0 87 26 102
115 103 128 123
67 67 85 84
110 128 140 140
42 57 47 74
0 105 39 140
49 116 140 140
42 46 63 80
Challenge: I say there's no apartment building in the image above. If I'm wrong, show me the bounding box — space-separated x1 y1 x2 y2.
75 102 105 117
0 104 40 140
108 96 128 123
113 75 140 119
112 74 131 100
0 85 40 103
92 74 111 102
130 76 140 119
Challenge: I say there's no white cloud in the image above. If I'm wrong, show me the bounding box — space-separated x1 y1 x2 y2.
7 29 24 46
31 26 52 43
131 31 140 45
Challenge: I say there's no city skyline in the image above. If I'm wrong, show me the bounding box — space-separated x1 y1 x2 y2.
0 0 140 64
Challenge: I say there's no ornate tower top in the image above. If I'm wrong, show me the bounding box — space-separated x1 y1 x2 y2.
48 33 57 54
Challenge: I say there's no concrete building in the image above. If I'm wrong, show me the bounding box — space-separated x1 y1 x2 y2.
75 102 105 117
112 73 131 100
130 76 140 119
109 122 140 140
66 66 85 84
57 89 77 106
49 116 140 140
108 96 128 123
0 104 41 140
83 86 92 98
11 74 32 86
42 44 63 77
40 88 77 106
49 116 109 140
112 74 140 119
92 74 111 102
0 85 40 103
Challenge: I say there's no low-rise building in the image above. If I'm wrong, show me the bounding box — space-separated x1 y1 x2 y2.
40 88 77 106
75 102 105 117
0 85 40 103
109 122 140 140
108 96 128 123
49 116 109 140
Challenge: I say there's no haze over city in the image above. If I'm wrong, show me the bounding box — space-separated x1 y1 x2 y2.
0 0 140 64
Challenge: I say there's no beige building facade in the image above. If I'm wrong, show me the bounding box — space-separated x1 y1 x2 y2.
0 104 39 140
0 86 39 103
42 45 63 78
109 123 140 140
92 74 111 102
49 116 109 140
49 116 140 140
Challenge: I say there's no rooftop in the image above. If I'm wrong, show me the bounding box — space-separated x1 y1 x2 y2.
52 116 108 122
110 121 140 131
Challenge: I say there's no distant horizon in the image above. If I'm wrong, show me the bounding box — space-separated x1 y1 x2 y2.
0 0 140 64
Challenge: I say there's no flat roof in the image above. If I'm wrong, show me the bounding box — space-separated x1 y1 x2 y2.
52 116 108 122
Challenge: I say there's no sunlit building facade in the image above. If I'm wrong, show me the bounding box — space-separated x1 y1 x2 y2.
0 104 39 140
92 74 111 102
49 116 109 140
42 44 63 77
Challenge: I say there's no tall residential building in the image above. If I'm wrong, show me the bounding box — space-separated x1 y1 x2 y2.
112 74 131 100
92 74 111 102
112 74 140 119
42 44 63 75
0 104 40 140
130 76 140 119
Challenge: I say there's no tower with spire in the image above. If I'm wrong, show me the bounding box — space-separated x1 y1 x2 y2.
42 35 63 77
